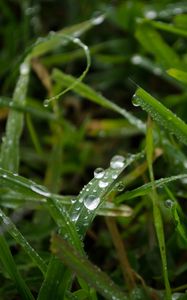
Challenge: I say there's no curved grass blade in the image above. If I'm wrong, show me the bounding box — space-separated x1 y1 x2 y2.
0 208 47 275
150 20 187 38
52 69 145 131
51 234 128 300
133 87 187 145
115 174 187 204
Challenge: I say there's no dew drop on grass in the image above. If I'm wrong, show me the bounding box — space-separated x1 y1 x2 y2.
83 195 100 210
110 155 124 169
112 173 118 179
71 212 79 222
71 198 76 204
144 10 157 19
20 63 30 75
116 182 125 192
131 55 142 65
132 94 140 107
165 199 174 208
99 180 109 188
30 185 51 197
94 167 105 179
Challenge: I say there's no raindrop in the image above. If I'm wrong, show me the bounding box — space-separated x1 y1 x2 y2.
145 10 157 19
83 195 100 210
110 155 125 169
71 198 76 204
20 63 29 75
165 199 174 208
99 181 109 188
92 15 105 25
43 99 50 107
94 167 105 179
79 198 83 203
184 161 187 169
132 94 140 107
116 182 125 192
131 55 142 65
112 174 118 179
30 185 51 197
71 212 79 222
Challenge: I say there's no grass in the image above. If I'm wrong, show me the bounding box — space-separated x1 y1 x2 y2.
0 1 187 299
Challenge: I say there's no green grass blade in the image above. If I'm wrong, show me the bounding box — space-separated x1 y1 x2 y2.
133 87 187 145
167 68 187 84
150 20 187 38
51 235 128 300
0 235 34 300
115 174 187 203
52 69 145 131
0 208 47 275
146 118 171 300
135 22 181 69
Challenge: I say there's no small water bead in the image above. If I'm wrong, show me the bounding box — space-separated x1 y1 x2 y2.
83 195 100 210
144 10 157 19
79 198 83 203
116 182 125 192
110 155 125 169
20 62 30 75
112 174 118 179
132 94 140 107
131 55 142 65
165 199 174 208
99 180 109 188
71 198 76 204
94 167 105 179
71 212 79 222
30 185 51 197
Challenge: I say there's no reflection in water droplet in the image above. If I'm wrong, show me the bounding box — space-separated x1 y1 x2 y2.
165 199 174 208
84 195 100 210
99 181 109 188
110 155 124 169
94 167 105 179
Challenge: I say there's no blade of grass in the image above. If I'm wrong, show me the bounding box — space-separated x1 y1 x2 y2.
0 208 47 275
167 68 187 84
133 87 187 145
146 117 171 300
51 234 128 300
115 174 187 203
52 68 145 131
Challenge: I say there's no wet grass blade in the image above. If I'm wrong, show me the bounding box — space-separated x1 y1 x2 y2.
0 208 47 275
115 174 187 203
134 87 187 145
52 69 145 131
51 234 128 300
146 118 171 300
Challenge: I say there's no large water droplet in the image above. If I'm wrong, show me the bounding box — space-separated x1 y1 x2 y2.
94 167 105 179
110 155 124 169
99 180 109 188
30 185 51 197
165 199 174 208
83 195 100 210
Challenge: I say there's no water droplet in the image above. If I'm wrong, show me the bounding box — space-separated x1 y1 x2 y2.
79 198 83 203
71 198 76 204
172 293 183 300
92 15 105 25
83 195 100 210
116 182 125 192
184 161 187 169
131 55 142 65
71 212 79 222
94 167 105 179
144 10 157 19
43 99 50 107
20 63 29 75
132 94 140 107
165 199 174 208
99 180 109 188
112 174 118 179
110 155 125 169
30 185 51 197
